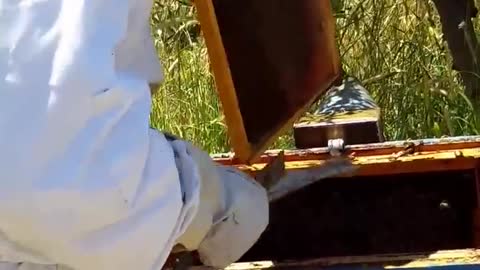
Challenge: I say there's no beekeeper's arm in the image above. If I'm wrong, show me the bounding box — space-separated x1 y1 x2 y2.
166 137 269 269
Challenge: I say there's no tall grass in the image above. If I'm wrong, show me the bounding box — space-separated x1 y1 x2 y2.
150 0 480 154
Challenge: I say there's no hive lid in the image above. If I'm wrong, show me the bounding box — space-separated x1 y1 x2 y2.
194 0 341 163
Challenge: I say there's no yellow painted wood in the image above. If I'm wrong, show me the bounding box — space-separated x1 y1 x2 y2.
188 249 480 270
232 148 480 173
192 0 251 162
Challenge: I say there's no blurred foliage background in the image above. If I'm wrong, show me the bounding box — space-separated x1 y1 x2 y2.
149 0 480 154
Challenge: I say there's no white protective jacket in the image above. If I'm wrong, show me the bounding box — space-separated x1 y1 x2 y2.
0 0 269 269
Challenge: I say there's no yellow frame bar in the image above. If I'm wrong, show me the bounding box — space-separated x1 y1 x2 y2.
193 0 252 162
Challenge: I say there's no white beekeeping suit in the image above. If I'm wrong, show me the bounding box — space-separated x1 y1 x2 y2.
0 0 269 269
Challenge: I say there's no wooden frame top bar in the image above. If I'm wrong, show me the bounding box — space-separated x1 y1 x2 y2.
212 136 480 177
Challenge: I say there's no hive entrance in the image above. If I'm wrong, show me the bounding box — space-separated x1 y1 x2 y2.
241 170 477 262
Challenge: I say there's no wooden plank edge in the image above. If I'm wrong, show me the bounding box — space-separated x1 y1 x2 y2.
212 136 480 165
190 249 480 270
188 249 480 270
192 0 251 162
227 148 480 178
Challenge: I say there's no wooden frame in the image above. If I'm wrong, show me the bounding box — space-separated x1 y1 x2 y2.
193 0 341 164
207 136 480 270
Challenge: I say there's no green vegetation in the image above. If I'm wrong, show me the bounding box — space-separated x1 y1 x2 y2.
149 0 480 154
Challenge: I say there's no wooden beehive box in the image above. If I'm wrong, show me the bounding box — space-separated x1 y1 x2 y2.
210 136 480 269
191 0 480 268
193 0 341 164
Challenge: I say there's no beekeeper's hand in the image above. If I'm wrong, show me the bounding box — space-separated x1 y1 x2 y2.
168 139 269 269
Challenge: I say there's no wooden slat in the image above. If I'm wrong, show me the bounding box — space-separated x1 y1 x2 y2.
193 0 251 161
230 150 479 182
188 249 480 270
212 136 480 165
211 137 480 181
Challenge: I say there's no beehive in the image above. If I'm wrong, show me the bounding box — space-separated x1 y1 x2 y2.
211 136 480 269
192 0 480 268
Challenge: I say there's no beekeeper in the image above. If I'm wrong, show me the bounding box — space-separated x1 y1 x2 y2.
0 0 269 270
